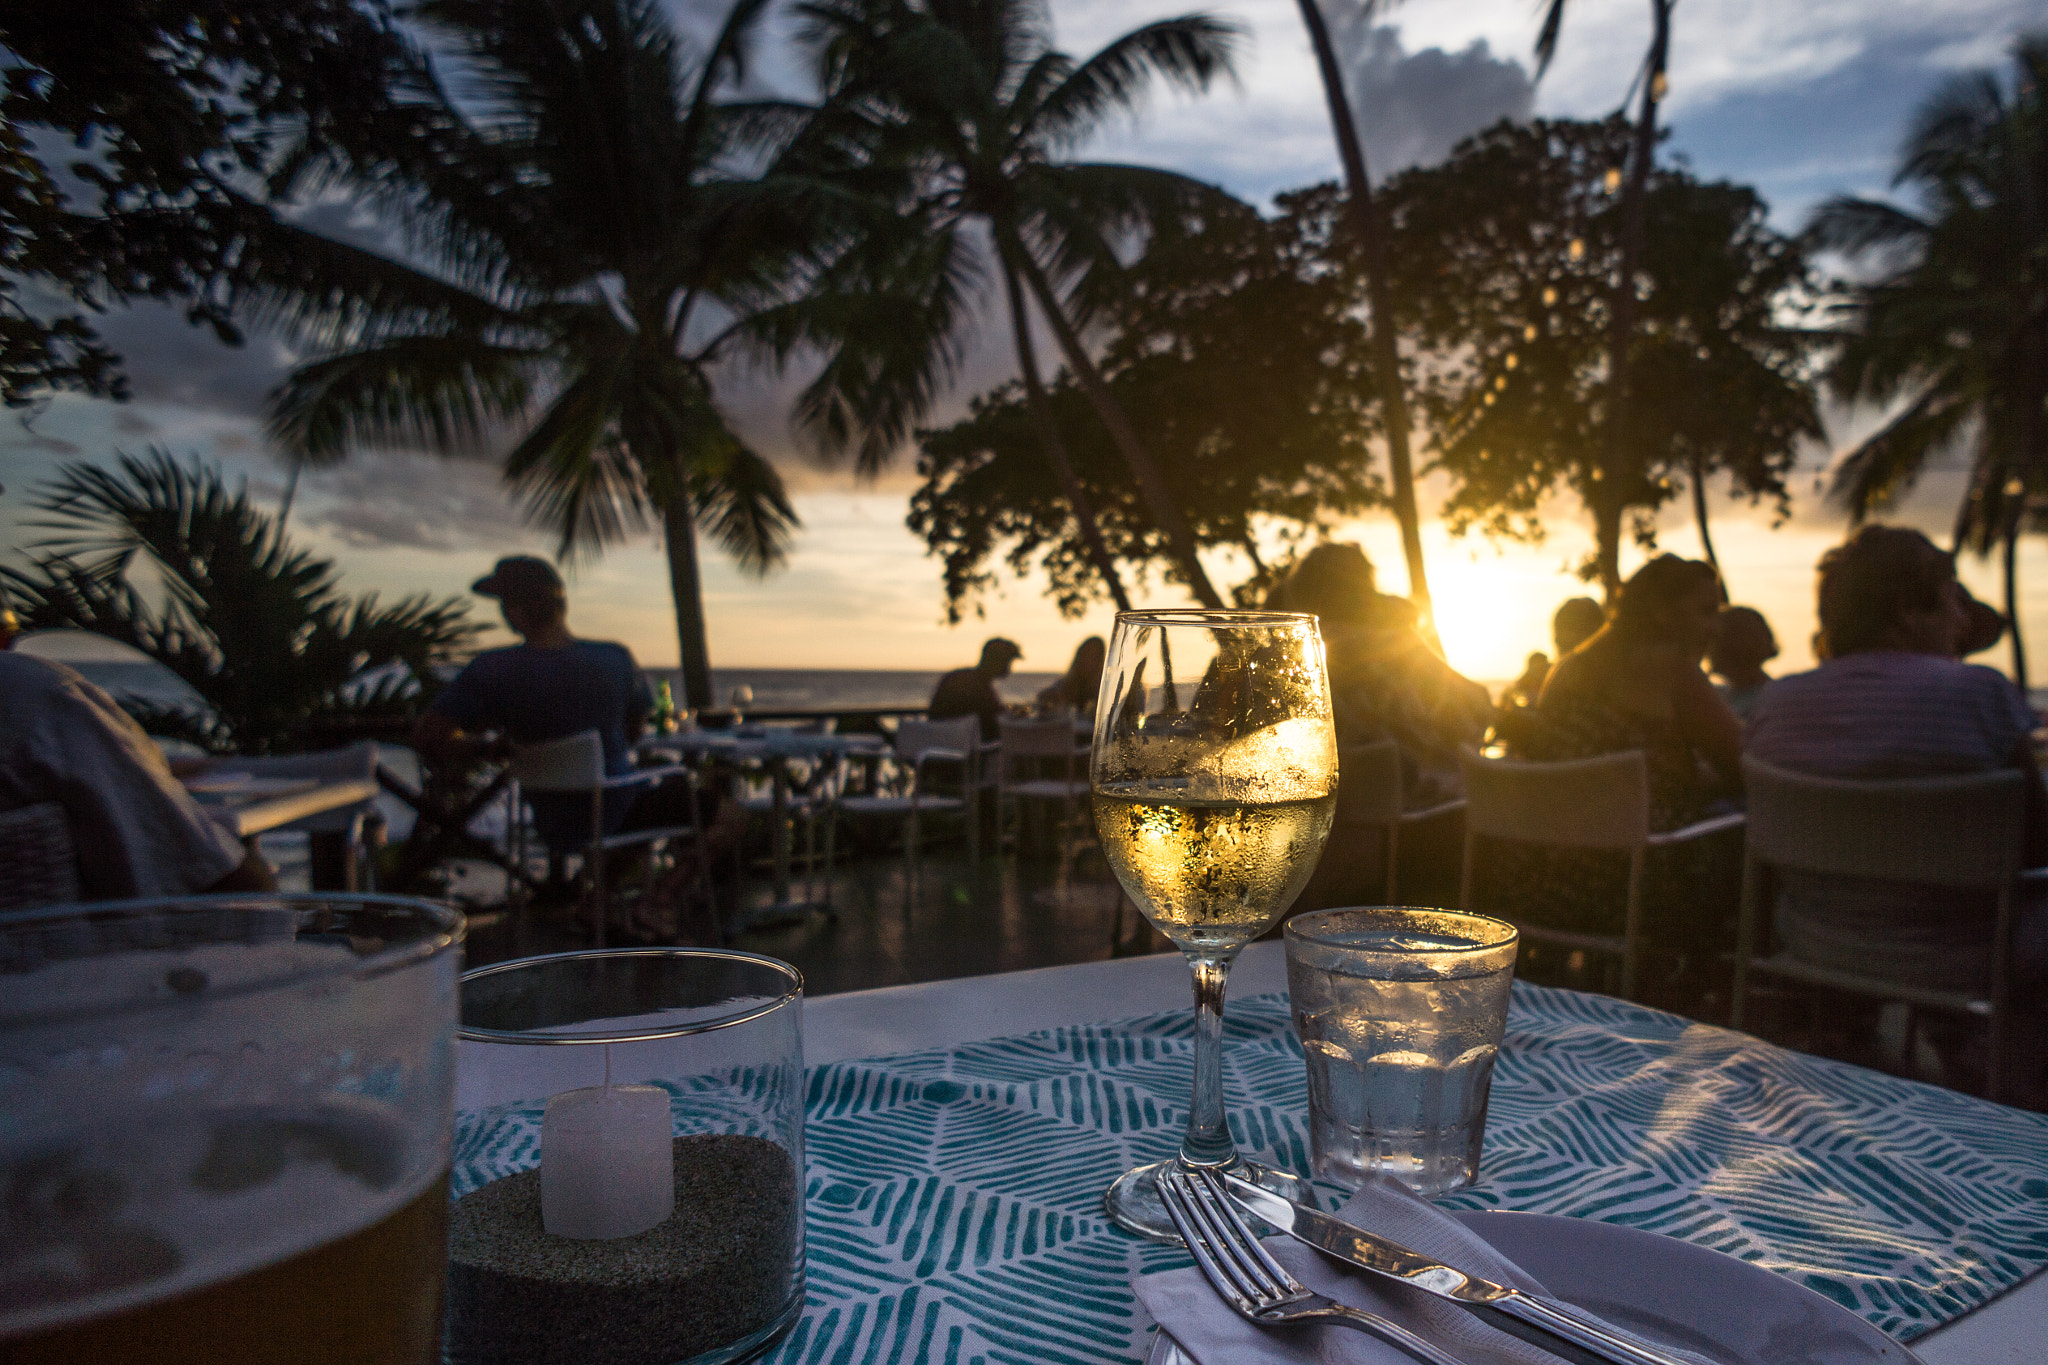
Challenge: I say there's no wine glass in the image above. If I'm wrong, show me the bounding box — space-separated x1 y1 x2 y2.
1091 609 1339 1241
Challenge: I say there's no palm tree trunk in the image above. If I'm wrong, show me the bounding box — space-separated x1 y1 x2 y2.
1296 0 1435 635
2004 514 2027 692
662 493 716 711
1690 448 1721 580
1594 494 1625 603
1002 263 1132 613
1598 0 1672 543
1007 238 1225 608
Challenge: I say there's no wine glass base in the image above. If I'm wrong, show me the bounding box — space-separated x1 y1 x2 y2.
1103 1157 1311 1243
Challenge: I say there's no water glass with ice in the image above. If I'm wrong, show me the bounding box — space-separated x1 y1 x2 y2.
1284 907 1517 1196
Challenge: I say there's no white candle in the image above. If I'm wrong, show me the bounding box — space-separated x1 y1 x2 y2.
541 1083 674 1239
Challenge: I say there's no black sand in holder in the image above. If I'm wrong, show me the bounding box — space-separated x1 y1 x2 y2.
446 1133 801 1365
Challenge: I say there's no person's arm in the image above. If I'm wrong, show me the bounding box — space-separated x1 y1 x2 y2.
979 679 1002 740
624 651 652 743
411 711 462 762
205 847 277 893
1672 659 1744 785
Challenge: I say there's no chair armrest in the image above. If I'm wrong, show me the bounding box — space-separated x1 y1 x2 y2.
1645 810 1747 846
1400 798 1467 824
601 764 697 791
913 748 968 771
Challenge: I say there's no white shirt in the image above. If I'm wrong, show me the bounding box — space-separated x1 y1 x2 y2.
0 652 245 899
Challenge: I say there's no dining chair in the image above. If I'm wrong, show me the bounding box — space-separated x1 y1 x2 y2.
832 716 987 895
1338 740 1467 905
0 802 80 911
1457 747 1745 1000
1732 755 2030 1102
997 714 1092 861
504 730 703 948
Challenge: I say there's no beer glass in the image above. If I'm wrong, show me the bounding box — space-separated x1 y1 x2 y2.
1092 610 1338 1240
0 893 463 1363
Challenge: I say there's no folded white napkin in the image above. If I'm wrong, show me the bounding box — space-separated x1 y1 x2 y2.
1135 1176 1689 1365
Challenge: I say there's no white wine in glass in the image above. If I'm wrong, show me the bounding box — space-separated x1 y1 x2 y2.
1091 610 1337 1241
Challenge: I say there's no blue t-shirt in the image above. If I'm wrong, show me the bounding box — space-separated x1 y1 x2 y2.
432 640 652 847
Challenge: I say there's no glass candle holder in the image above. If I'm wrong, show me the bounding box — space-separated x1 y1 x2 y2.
0 893 462 1364
450 949 805 1365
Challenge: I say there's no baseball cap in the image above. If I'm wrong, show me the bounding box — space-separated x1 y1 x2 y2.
471 556 565 601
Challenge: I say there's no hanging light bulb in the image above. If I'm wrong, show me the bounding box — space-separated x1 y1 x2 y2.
1604 167 1622 193
1542 287 1558 307
1524 323 1540 341
1568 238 1585 261
1651 72 1668 100
1505 353 1519 370
1495 374 1508 391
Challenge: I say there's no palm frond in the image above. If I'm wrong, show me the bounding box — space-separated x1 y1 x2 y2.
1023 14 1244 148
1533 0 1568 79
223 196 520 351
1803 196 1931 258
500 351 649 557
268 337 538 463
1827 384 1974 519
679 0 779 162
691 442 800 574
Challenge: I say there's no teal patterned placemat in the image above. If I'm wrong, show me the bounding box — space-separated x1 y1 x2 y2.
456 982 2048 1362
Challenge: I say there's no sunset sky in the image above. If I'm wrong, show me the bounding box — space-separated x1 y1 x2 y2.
4 0 2043 684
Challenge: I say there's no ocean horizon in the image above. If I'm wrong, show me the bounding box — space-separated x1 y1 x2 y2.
59 659 1071 717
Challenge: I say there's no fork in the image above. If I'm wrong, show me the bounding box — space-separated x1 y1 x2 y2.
1157 1168 1472 1365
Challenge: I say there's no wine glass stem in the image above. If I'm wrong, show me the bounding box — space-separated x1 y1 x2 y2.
1180 951 1238 1168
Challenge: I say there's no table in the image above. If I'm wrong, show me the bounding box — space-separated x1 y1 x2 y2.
801 943 2043 1363
639 730 886 925
183 775 380 840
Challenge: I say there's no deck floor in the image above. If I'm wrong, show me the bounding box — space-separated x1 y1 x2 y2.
455 825 1176 996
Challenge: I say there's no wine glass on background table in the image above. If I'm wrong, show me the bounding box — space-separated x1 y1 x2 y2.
1091 610 1338 1241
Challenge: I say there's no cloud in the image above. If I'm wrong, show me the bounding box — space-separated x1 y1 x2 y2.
89 301 296 418
1334 23 1536 181
293 448 546 553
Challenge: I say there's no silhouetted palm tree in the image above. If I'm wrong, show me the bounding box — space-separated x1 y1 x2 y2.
257 0 826 709
1533 0 1674 598
788 0 1241 608
1809 36 2048 687
1293 0 1433 633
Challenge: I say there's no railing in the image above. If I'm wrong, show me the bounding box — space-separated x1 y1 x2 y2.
691 705 928 736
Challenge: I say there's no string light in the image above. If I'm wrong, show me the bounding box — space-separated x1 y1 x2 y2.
1604 168 1622 193
1524 323 1539 341
1651 72 1668 100
1505 353 1519 370
1568 239 1585 260
1541 287 1557 306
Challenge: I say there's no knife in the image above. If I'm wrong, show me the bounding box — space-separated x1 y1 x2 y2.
1220 1173 1696 1365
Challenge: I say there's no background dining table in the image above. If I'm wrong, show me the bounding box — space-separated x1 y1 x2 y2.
638 727 887 924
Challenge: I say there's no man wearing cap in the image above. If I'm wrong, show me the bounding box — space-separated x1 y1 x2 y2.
928 638 1022 741
414 556 653 847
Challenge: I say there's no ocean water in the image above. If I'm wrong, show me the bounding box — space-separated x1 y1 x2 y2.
64 660 1061 718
